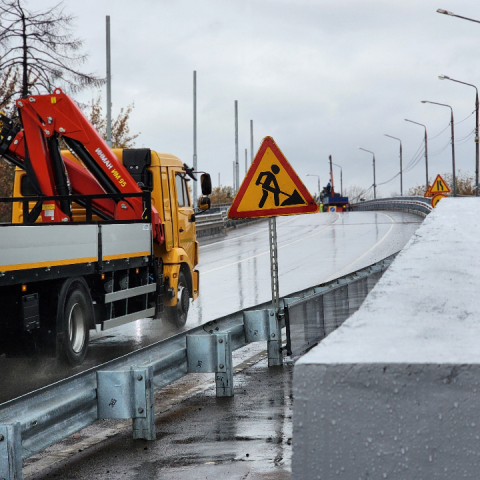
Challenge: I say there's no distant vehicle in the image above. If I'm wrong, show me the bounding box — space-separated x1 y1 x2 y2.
319 175 349 212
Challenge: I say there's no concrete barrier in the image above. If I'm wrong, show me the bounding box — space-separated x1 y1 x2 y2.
293 198 480 479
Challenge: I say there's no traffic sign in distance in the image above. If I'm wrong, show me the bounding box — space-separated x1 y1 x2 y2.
430 174 451 194
432 193 447 208
228 136 319 219
424 185 434 198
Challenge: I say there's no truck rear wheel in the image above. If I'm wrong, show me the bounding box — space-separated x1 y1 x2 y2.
166 272 190 327
57 278 92 366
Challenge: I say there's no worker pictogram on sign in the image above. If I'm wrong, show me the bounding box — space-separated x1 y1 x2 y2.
432 193 447 208
228 137 318 219
424 185 433 198
430 174 451 194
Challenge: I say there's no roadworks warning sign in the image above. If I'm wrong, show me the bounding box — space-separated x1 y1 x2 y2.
228 137 318 219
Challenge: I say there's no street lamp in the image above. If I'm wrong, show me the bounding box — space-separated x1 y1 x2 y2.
405 119 429 192
437 9 480 24
421 100 456 196
384 134 403 196
331 162 343 196
438 74 479 196
305 174 321 198
358 147 376 199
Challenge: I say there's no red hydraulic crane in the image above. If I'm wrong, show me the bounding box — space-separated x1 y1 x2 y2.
0 88 163 243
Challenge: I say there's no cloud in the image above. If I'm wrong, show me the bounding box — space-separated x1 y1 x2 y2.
30 0 480 194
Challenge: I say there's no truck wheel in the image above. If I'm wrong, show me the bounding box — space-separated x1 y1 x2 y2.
167 272 190 327
57 278 92 366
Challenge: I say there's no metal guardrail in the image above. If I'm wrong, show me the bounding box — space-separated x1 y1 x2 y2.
196 207 265 238
285 256 394 356
352 196 433 217
195 212 226 237
0 255 396 480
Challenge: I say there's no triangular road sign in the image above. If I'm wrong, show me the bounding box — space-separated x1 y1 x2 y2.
431 174 451 194
228 137 318 219
424 185 433 198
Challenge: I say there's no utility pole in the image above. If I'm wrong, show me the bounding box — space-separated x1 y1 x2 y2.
106 16 112 148
235 101 239 192
193 71 197 205
250 120 254 163
245 148 248 175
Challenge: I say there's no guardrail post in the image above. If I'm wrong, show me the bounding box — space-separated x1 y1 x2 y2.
244 309 283 367
96 366 156 441
0 423 22 480
186 332 234 397
132 366 155 441
268 310 283 366
214 333 233 397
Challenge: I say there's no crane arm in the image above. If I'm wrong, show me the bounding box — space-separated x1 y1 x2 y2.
0 89 163 243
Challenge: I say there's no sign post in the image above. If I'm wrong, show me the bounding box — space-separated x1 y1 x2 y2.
229 136 318 365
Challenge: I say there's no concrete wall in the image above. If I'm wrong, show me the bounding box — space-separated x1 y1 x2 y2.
293 198 480 479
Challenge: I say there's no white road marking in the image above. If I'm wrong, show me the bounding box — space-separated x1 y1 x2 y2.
201 214 341 275
199 216 298 249
323 212 396 282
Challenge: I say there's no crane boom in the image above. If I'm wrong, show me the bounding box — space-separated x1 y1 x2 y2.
0 88 163 242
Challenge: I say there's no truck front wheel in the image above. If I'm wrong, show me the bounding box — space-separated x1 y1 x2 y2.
57 278 93 366
166 272 190 327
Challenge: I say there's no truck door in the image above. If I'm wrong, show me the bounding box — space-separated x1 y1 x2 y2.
174 172 195 260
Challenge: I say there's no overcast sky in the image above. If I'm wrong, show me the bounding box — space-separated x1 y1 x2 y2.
30 0 480 196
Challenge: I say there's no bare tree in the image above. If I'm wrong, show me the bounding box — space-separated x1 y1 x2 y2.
408 170 475 196
85 96 140 149
0 0 104 98
0 66 20 114
343 184 374 203
209 185 235 205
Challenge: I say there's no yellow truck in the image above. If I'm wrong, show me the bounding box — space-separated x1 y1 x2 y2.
0 90 211 365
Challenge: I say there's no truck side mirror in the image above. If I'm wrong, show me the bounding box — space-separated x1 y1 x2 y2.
198 196 211 211
200 173 212 196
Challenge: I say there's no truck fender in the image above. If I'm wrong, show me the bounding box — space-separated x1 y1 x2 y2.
163 263 193 307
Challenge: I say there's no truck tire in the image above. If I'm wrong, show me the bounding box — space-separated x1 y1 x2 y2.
57 278 93 366
166 272 190 327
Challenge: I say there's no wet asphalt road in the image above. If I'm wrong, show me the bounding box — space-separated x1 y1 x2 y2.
26 346 293 480
0 211 421 404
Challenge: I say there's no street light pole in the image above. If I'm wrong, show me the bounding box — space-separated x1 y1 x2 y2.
438 75 479 196
384 134 403 196
106 16 112 148
405 119 429 192
358 147 376 199
421 100 456 196
306 174 321 198
331 162 343 196
193 71 197 205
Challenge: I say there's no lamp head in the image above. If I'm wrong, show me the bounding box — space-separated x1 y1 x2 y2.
436 8 454 15
421 101 427 103
438 75 450 80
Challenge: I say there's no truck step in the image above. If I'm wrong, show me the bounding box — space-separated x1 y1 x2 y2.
102 307 156 330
